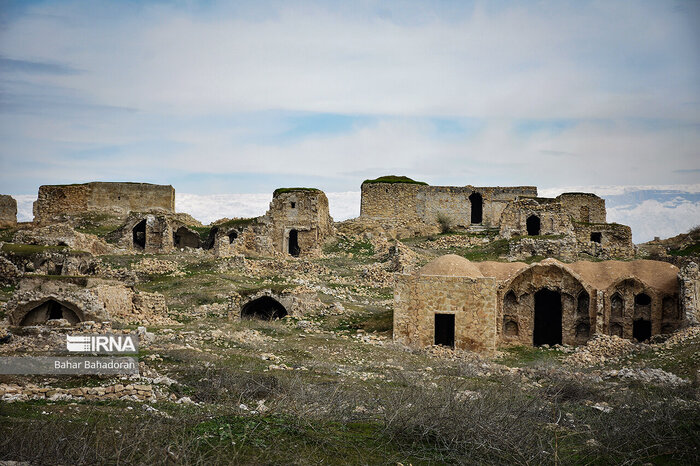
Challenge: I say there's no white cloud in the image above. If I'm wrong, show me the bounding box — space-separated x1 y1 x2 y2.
608 199 700 243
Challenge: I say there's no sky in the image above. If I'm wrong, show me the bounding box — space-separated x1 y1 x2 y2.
1 0 699 241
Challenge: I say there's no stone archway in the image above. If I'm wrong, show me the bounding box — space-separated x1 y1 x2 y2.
132 219 147 249
241 296 288 320
288 229 300 257
19 299 82 325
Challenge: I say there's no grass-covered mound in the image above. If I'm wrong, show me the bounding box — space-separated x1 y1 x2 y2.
362 175 428 185
272 187 321 196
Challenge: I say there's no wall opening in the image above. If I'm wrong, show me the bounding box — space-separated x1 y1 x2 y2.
609 322 623 337
577 291 589 317
228 230 238 244
469 192 483 224
132 219 147 249
590 232 602 243
204 227 218 250
434 314 455 348
580 206 590 223
504 319 519 336
634 293 652 320
173 226 200 249
290 202 296 209
241 296 288 320
533 288 562 346
526 215 541 236
575 321 590 342
633 319 651 342
19 299 81 326
288 229 300 257
611 293 623 318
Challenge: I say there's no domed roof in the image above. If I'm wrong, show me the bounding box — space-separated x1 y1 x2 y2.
419 254 484 278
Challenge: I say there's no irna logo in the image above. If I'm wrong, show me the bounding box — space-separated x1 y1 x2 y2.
66 334 138 354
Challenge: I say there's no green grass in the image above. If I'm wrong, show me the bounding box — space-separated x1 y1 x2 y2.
496 345 566 367
323 237 375 256
1 243 70 256
272 187 321 196
361 175 428 185
669 242 700 256
0 228 15 242
215 217 257 230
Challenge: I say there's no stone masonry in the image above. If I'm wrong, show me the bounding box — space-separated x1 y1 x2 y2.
0 195 17 228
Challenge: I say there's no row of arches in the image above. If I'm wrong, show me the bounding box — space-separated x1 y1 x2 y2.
500 264 679 346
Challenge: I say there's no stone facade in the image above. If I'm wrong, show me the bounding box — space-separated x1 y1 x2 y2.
394 255 685 351
108 213 175 253
231 288 324 319
215 189 334 258
0 195 17 228
4 277 170 326
360 182 536 237
499 193 633 259
33 182 175 224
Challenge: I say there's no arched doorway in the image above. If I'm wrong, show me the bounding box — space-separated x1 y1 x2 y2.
526 215 540 236
288 229 300 257
241 296 288 320
173 226 201 249
132 219 147 249
204 227 219 250
533 289 562 346
469 192 483 224
228 230 238 244
633 293 652 342
19 299 81 326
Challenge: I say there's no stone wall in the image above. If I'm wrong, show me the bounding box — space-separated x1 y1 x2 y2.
218 189 334 258
573 222 635 259
33 182 175 223
0 195 17 228
498 262 591 346
678 262 698 326
558 193 606 223
360 182 537 237
1 383 155 402
394 274 498 352
108 213 175 253
498 198 574 238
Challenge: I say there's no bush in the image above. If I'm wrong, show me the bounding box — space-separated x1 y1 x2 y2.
436 213 454 234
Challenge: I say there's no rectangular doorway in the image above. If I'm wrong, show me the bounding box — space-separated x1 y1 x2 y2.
434 314 455 348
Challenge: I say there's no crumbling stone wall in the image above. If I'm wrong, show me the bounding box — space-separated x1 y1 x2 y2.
498 198 574 238
360 182 537 237
13 223 114 255
33 182 175 224
108 213 174 253
573 222 634 259
218 189 334 258
0 195 18 228
394 274 498 352
233 288 324 319
679 262 699 325
558 193 606 223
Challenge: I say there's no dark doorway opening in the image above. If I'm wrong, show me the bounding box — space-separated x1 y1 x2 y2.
173 226 201 249
434 314 455 348
526 215 541 236
228 231 238 244
204 227 218 250
533 289 562 346
469 192 483 224
288 229 300 257
241 297 288 320
633 319 651 342
133 219 147 249
590 232 602 243
19 299 81 326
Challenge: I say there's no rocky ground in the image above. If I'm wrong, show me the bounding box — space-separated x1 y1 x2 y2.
0 225 699 464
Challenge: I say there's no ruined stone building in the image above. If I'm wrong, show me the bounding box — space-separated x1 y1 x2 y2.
33 182 175 224
359 178 634 259
214 188 334 258
394 255 695 352
0 195 17 228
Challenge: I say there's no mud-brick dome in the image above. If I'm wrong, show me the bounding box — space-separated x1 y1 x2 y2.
419 254 484 278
